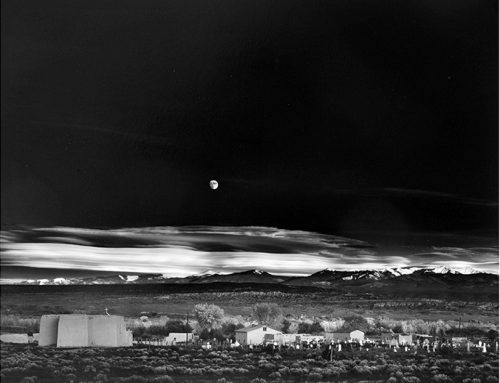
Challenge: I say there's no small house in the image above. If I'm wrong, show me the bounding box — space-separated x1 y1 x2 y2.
164 332 194 345
452 337 468 345
350 330 365 342
381 333 397 344
274 333 301 345
326 330 365 342
398 334 413 345
235 325 281 346
325 333 350 342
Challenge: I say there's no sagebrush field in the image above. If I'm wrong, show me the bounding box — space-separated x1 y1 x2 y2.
1 343 499 383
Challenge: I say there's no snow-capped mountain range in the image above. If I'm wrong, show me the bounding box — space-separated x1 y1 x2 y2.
6 265 494 285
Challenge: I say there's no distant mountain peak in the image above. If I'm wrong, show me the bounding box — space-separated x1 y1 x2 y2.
118 275 140 282
3 265 493 286
423 265 480 275
238 269 268 276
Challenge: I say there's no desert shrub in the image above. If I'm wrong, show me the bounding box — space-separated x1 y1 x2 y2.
356 365 375 375
307 372 322 381
20 377 37 383
269 371 281 379
401 377 421 383
386 378 397 383
486 377 499 383
96 373 108 381
278 367 290 375
433 374 451 382
250 379 267 383
290 367 309 376
150 376 173 383
115 375 147 382
0 315 40 333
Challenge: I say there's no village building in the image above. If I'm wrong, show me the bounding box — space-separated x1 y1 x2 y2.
39 314 133 347
325 330 365 342
381 333 397 344
414 334 434 344
350 330 365 342
269 333 323 345
164 332 194 345
273 333 300 345
451 337 468 346
398 334 413 345
296 334 325 344
235 325 281 346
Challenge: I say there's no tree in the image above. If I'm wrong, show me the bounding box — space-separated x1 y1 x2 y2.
339 316 370 332
199 328 225 342
252 303 282 326
309 322 325 334
221 322 245 341
165 319 192 334
193 304 225 330
298 322 324 334
392 325 404 334
487 329 499 341
281 319 291 334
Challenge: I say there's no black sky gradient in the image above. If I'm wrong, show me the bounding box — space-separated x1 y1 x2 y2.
2 0 498 241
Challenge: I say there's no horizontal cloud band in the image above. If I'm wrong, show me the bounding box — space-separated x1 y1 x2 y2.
1 226 498 277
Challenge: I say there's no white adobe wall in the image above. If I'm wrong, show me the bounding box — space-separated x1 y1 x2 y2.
247 327 282 345
39 315 59 346
115 317 133 347
57 315 89 347
165 333 194 344
88 316 121 347
44 314 132 348
350 330 365 341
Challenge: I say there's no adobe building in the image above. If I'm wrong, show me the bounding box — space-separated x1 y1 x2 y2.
164 332 194 345
235 325 281 346
39 314 133 347
325 330 365 342
398 333 413 345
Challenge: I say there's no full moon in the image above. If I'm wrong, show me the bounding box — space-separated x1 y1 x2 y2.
209 180 219 190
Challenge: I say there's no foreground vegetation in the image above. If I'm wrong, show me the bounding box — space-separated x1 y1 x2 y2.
1 343 498 383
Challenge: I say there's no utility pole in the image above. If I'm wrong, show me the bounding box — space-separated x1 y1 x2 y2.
186 313 189 347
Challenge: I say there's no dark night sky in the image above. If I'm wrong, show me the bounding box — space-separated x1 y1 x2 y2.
1 0 498 241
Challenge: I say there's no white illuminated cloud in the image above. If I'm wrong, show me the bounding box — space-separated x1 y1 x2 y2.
1 226 498 277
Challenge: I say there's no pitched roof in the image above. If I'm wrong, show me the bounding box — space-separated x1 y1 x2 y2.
236 324 273 333
328 333 350 337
